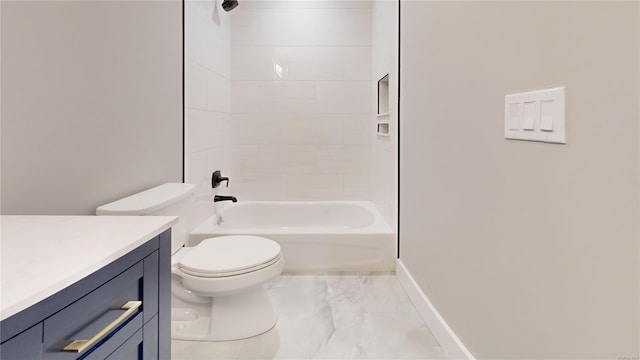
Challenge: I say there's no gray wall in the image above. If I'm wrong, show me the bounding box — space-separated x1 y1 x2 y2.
400 1 639 359
1 1 182 215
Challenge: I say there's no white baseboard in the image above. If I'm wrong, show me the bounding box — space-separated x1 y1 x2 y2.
396 259 475 360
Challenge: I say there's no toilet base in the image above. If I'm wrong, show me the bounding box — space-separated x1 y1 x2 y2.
171 284 277 341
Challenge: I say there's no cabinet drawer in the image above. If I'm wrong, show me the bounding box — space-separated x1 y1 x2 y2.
43 262 144 359
0 323 42 360
83 313 143 360
105 326 143 360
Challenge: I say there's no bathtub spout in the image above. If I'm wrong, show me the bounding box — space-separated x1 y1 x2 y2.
214 195 237 203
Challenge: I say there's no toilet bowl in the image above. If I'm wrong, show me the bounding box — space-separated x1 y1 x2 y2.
96 183 284 342
171 235 284 341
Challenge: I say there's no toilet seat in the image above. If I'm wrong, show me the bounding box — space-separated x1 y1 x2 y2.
178 236 281 278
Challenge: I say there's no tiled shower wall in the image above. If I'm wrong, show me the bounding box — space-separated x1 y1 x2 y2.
185 0 233 226
371 0 398 229
229 1 373 200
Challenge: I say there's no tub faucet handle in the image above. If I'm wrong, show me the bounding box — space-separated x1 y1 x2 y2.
212 170 229 188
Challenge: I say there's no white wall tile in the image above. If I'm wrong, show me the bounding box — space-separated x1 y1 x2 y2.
186 61 208 110
287 47 344 80
343 173 369 188
371 146 395 226
231 81 262 113
370 0 398 228
185 1 232 226
185 149 214 226
253 113 343 145
186 109 226 153
208 71 230 112
232 181 288 201
231 113 263 145
257 144 317 173
263 81 316 113
284 173 344 200
232 7 371 46
185 145 231 227
317 158 371 175
232 167 287 184
232 107 350 147
232 113 325 145
229 1 374 201
286 184 344 200
344 173 371 199
185 149 208 185
231 9 319 46
238 0 346 10
344 46 372 80
343 114 372 144
231 144 260 176
313 9 372 46
317 144 371 175
344 81 373 113
280 115 318 144
284 172 343 186
230 169 288 200
317 144 370 161
220 112 232 146
371 147 393 194
206 147 232 181
315 82 347 113
185 109 207 153
311 114 345 145
232 81 316 113
343 185 371 200
186 3 230 76
231 46 287 80
316 81 372 114
345 0 373 9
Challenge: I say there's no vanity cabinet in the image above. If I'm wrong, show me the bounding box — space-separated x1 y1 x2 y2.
0 229 171 360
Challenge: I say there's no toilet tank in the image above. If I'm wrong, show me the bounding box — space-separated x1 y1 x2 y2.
96 183 196 253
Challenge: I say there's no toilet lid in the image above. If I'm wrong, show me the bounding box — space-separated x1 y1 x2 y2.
178 236 281 277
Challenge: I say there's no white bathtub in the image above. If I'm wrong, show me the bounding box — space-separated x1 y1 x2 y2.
189 201 395 273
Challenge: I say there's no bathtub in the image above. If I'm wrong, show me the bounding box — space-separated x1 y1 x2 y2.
189 201 395 273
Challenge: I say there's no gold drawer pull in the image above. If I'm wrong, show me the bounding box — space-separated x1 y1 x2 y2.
62 300 142 353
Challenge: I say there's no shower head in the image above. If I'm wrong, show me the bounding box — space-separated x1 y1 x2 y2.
221 0 238 12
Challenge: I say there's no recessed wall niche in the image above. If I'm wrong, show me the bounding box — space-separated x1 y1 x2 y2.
377 74 390 137
377 74 390 115
377 122 390 136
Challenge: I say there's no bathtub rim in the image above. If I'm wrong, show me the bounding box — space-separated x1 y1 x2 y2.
190 200 394 236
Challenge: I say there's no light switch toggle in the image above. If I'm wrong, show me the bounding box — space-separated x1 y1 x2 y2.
522 102 536 130
508 103 521 130
540 100 554 131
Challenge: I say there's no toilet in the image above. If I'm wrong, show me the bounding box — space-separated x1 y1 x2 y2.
96 183 284 341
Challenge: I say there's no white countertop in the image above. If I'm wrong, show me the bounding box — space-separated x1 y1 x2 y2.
0 215 178 321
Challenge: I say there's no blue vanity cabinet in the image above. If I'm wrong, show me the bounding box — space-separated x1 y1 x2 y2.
0 229 171 360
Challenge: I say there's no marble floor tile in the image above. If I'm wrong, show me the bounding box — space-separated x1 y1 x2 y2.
310 307 439 359
236 311 314 360
171 274 449 360
314 274 368 316
361 312 447 359
359 275 417 313
268 275 316 315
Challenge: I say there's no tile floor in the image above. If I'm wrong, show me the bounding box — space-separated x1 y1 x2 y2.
172 274 448 359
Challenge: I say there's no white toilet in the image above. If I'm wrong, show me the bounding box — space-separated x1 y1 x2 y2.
96 183 284 341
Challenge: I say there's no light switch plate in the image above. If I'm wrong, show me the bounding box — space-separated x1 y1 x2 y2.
504 86 566 144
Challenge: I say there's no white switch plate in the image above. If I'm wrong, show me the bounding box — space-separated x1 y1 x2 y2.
504 87 566 144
